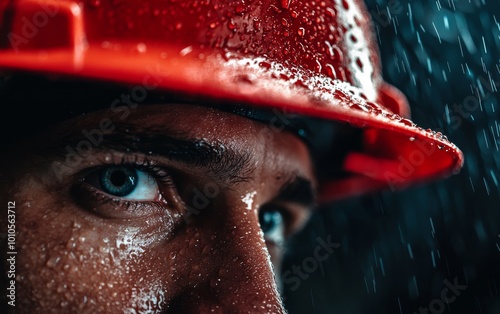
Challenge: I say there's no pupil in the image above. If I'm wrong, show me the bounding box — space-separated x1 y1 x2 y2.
110 170 127 187
100 166 138 197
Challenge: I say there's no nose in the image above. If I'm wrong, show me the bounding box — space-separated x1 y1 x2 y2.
167 203 286 314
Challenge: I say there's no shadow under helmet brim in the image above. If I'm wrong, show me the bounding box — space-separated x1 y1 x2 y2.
0 44 464 202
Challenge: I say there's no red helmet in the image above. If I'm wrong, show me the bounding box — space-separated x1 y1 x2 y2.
0 0 463 202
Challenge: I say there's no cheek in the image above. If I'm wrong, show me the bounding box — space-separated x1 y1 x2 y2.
14 196 174 312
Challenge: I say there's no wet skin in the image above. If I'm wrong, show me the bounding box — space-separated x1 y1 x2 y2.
2 104 316 313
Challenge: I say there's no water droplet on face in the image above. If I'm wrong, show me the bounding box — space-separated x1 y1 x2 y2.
210 276 221 288
66 237 77 250
189 266 202 280
241 191 257 210
46 256 60 268
56 284 67 293
202 245 212 255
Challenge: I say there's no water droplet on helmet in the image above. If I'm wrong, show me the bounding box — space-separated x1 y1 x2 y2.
356 58 363 69
235 4 245 14
46 256 60 268
227 19 236 30
325 7 336 18
235 74 255 84
280 0 291 10
337 67 347 81
297 27 305 36
350 103 368 111
89 0 102 8
342 0 349 10
253 19 261 30
279 73 290 81
258 61 272 69
399 118 413 126
134 43 147 54
325 63 337 79
293 80 309 89
189 267 202 280
210 276 221 288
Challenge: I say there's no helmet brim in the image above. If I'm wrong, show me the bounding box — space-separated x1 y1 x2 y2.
0 44 464 202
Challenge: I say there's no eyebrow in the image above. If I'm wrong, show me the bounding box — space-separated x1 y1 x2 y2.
55 124 255 184
275 176 316 208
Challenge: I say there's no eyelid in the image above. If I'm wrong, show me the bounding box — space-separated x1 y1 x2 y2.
70 152 184 220
269 202 312 237
71 182 168 219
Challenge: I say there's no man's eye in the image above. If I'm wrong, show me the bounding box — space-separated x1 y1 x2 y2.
84 166 159 201
258 207 285 244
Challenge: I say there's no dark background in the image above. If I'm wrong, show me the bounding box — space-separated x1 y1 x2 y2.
283 0 500 313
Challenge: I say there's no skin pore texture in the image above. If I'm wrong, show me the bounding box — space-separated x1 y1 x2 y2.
2 104 316 313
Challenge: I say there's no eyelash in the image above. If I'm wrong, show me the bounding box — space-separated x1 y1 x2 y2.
71 153 179 218
91 153 175 187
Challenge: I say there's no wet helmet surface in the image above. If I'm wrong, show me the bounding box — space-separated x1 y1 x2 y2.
0 0 463 201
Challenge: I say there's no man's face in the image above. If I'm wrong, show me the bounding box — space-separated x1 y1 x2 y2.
5 104 316 313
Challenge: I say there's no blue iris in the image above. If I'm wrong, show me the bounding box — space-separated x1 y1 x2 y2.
259 209 283 234
99 166 138 197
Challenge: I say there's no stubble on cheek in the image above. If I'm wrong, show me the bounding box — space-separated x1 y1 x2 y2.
13 187 171 313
